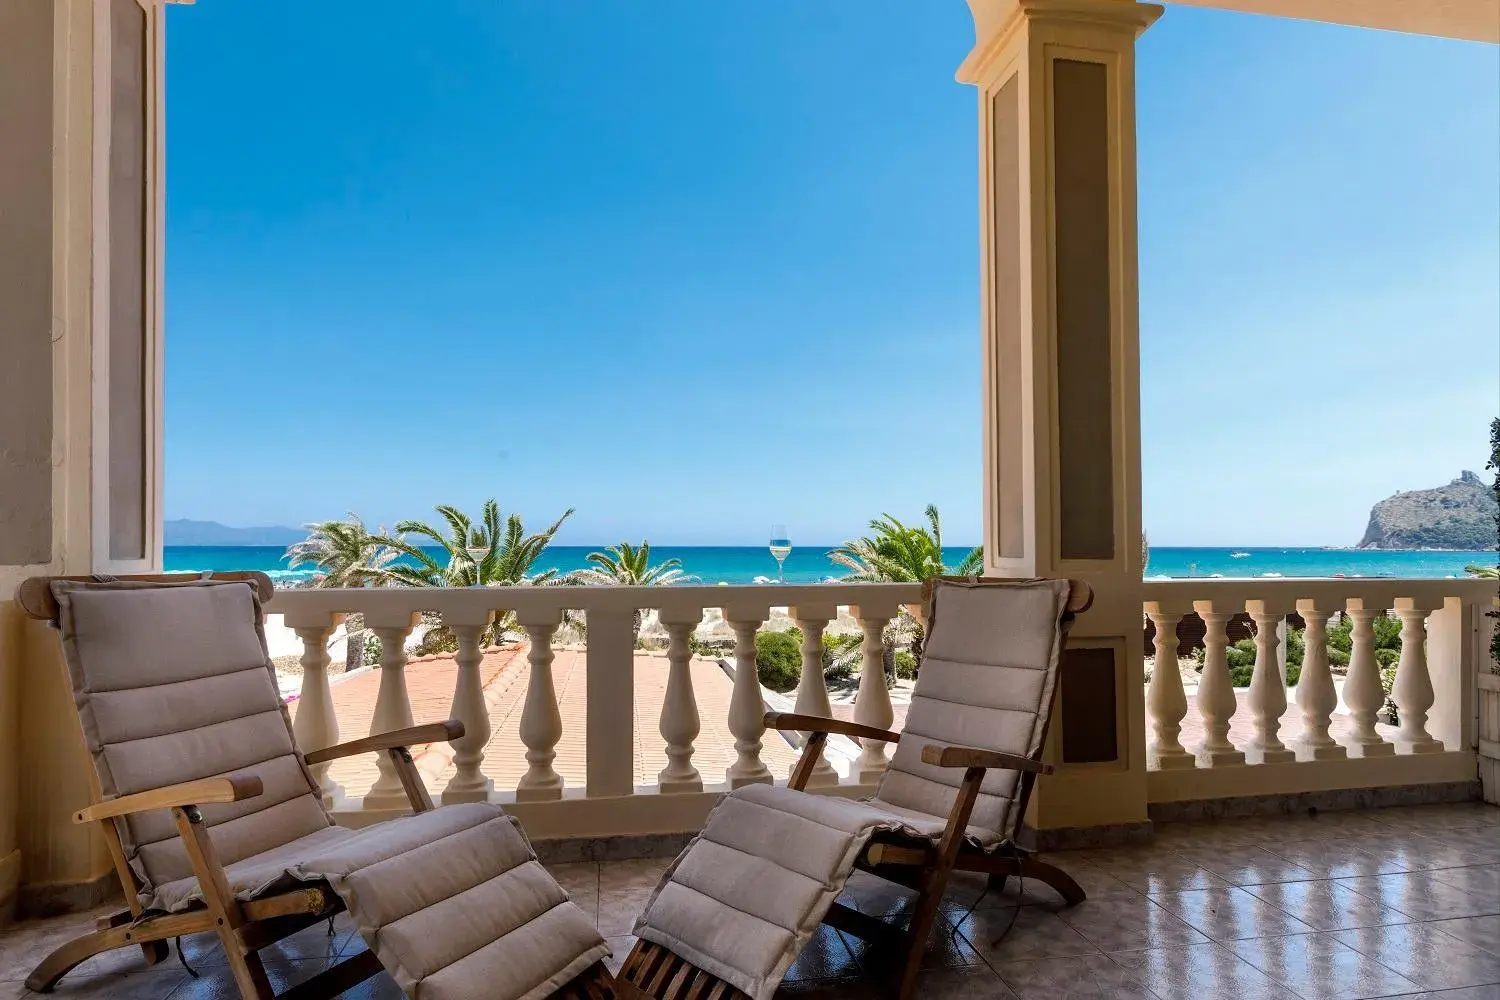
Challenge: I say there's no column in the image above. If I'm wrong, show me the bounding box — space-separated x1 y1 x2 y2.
1292 599 1345 760
965 0 1161 831
1143 604 1193 769
851 601 897 785
286 614 343 806
1194 602 1245 767
790 603 839 787
1245 600 1295 764
657 607 703 793
1342 600 1395 757
515 610 565 801
441 612 494 804
363 613 418 811
1393 597 1444 754
724 605 772 788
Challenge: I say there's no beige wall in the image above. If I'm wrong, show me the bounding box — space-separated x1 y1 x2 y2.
0 0 57 568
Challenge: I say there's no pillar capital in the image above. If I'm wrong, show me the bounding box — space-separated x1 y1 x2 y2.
960 0 1162 86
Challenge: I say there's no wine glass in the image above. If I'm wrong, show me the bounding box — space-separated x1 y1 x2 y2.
768 525 792 584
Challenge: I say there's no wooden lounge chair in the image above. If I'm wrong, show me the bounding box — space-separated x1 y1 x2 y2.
624 576 1093 1000
17 573 631 1000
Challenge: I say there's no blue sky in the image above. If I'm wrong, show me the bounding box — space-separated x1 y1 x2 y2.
164 2 1499 547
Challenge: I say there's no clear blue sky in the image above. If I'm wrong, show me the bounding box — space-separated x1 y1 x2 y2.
164 2 1499 547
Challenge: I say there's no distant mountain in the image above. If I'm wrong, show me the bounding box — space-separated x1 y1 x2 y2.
165 519 305 547
1358 472 1498 550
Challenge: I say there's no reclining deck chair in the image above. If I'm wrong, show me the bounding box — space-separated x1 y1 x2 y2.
17 573 628 1000
622 576 1092 1000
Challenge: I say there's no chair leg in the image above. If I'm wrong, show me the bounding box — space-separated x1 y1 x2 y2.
1016 858 1086 907
894 873 951 1000
25 927 118 993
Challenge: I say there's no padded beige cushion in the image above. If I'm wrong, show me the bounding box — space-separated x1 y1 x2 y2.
870 577 1070 842
52 579 332 899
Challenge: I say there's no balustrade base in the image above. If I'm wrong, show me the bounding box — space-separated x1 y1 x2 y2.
361 789 420 812
657 774 705 795
515 781 565 803
1150 750 1196 770
1245 746 1297 765
1344 740 1396 758
727 773 774 790
1195 747 1247 768
1293 743 1348 762
441 780 494 806
801 765 841 788
1397 737 1446 755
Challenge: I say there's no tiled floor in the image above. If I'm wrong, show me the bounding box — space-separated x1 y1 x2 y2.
1 803 1496 999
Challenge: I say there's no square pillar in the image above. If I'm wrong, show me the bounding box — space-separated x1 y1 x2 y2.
963 0 1160 835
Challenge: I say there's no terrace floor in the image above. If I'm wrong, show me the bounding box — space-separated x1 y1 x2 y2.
2 802 1496 999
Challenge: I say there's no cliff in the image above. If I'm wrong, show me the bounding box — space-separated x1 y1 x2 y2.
1358 471 1498 550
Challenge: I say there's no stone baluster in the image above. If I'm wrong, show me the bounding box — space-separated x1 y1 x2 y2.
1192 602 1244 766
1244 601 1296 764
724 606 773 788
1393 598 1444 754
516 610 565 800
286 612 343 806
658 607 704 793
790 603 839 787
851 601 896 785
364 613 419 811
1292 600 1345 760
1342 599 1395 757
441 612 494 804
1144 603 1193 769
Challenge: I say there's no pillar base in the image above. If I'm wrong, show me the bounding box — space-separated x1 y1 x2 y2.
727 773 773 790
1245 747 1297 765
441 779 494 806
801 764 841 788
516 780 565 803
1344 740 1396 758
362 789 421 812
1294 743 1348 762
1397 738 1445 755
657 774 704 795
1151 749 1197 770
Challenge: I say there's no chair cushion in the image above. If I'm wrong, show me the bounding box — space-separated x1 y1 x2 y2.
871 578 1070 841
51 579 332 901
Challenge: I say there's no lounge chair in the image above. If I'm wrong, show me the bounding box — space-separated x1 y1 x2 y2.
16 573 625 1000
623 576 1092 1000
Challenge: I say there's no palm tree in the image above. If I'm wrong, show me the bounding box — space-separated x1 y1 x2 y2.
375 499 573 588
373 499 573 652
1465 564 1498 579
284 514 396 588
570 541 690 642
828 505 983 583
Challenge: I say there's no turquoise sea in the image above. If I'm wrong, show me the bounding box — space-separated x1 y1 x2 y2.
163 545 1498 587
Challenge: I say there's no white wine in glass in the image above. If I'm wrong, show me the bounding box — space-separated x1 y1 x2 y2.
768 525 792 584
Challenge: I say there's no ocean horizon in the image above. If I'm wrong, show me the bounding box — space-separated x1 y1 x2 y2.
162 545 1499 587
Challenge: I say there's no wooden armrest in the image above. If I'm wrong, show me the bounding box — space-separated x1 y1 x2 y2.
920 744 1053 775
75 775 263 823
303 720 464 766
763 712 901 745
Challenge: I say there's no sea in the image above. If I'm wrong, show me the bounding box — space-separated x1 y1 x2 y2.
162 545 1499 588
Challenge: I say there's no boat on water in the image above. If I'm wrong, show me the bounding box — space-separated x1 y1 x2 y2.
1230 551 1250 558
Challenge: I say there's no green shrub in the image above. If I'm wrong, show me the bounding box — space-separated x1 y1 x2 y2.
755 630 802 693
822 632 862 685
1328 646 1350 668
1374 648 1400 668
364 632 382 667
894 651 918 680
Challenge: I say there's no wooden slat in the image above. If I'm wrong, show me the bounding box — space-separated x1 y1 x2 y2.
302 720 463 766
75 774 263 822
277 949 383 1000
240 887 333 922
787 732 827 792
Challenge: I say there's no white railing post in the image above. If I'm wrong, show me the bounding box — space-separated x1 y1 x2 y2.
1424 595 1475 752
657 606 703 793
851 600 897 785
364 612 419 811
1292 599 1345 760
585 608 637 797
724 604 773 788
1343 599 1395 758
1144 604 1194 769
515 610 565 801
1192 602 1245 767
1393 597 1444 754
1245 600 1295 764
286 612 343 807
790 603 839 787
441 611 494 805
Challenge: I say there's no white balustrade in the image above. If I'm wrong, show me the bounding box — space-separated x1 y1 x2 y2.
851 601 897 785
1292 600 1344 760
724 606 773 788
790 603 839 787
1144 604 1193 769
516 611 565 801
287 614 342 805
658 607 703 793
1343 599 1395 758
1393 598 1444 754
441 612 494 804
1245 601 1295 764
364 614 419 810
1193 602 1245 767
